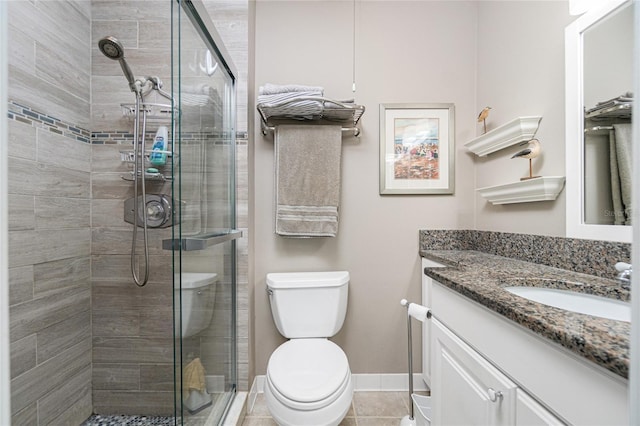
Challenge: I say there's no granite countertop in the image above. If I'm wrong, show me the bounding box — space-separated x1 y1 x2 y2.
420 249 630 379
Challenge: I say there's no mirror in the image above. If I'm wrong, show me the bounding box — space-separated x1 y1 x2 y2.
565 0 633 242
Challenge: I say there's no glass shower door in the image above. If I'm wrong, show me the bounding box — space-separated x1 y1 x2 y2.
171 1 238 424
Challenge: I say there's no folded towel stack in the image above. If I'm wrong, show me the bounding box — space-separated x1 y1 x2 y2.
258 83 324 120
586 92 633 115
260 83 324 95
323 98 356 121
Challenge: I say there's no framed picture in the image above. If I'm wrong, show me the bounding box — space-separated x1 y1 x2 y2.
379 103 455 194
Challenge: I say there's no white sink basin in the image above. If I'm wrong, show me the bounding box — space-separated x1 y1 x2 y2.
505 286 631 322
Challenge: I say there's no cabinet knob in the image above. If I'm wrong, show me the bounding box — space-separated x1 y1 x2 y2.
487 388 503 403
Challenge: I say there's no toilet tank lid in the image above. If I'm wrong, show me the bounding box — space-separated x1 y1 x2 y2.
266 271 349 289
179 272 218 289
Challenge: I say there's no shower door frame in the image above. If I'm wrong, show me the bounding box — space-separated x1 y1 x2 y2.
171 0 240 424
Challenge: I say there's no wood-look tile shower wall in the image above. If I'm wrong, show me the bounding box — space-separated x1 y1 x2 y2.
7 1 93 424
91 0 176 414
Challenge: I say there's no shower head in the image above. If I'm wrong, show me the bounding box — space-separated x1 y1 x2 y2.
98 36 138 93
98 36 124 59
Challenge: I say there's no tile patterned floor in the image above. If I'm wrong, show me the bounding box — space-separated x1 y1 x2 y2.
81 415 176 425
242 391 428 426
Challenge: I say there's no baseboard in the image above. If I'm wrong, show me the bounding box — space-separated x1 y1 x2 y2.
247 375 265 413
352 373 429 391
249 372 427 400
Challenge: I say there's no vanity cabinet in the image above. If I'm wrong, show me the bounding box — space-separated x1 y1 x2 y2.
516 389 565 426
432 318 517 425
426 276 628 425
431 317 563 426
421 257 445 388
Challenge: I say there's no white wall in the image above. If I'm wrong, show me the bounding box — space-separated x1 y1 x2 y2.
252 0 574 377
474 1 572 236
253 0 477 375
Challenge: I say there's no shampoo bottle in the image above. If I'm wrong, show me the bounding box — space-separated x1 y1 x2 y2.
149 126 169 166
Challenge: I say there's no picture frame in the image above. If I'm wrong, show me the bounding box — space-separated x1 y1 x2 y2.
379 103 455 195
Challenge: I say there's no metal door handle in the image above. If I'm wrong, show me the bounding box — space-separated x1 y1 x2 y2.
488 388 503 403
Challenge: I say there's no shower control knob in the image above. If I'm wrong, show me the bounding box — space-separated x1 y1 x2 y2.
487 388 503 403
144 197 171 228
124 194 174 228
146 200 166 221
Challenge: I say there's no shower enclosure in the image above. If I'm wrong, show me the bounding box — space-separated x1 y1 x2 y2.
99 1 240 423
94 1 239 423
99 2 239 423
170 1 240 424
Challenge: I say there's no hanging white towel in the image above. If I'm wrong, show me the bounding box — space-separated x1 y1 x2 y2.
611 123 633 225
275 124 342 237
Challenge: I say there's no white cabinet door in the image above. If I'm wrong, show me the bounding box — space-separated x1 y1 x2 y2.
516 389 566 426
421 258 445 388
431 318 517 426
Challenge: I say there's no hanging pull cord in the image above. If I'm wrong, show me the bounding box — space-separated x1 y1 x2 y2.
131 90 150 287
352 0 356 93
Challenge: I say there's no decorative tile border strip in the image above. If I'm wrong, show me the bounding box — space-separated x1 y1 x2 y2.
90 130 135 145
419 229 631 279
7 101 249 146
91 130 249 145
7 100 91 143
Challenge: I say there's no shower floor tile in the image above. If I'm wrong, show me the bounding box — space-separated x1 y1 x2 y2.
81 414 176 426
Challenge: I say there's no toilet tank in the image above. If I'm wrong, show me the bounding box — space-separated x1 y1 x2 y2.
266 271 349 339
175 272 218 338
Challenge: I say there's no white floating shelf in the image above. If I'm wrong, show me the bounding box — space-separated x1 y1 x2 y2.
477 176 565 205
465 116 542 157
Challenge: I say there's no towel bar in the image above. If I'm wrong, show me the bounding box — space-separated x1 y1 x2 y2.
162 229 243 251
261 125 360 137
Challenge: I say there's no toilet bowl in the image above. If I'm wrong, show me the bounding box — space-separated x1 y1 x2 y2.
265 339 353 426
265 271 352 426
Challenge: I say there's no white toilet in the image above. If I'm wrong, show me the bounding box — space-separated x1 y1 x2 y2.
264 271 353 426
175 272 218 338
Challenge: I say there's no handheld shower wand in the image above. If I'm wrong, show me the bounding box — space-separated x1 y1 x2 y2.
98 35 150 287
98 36 139 93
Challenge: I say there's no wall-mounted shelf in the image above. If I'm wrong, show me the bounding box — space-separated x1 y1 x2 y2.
121 102 174 122
257 97 365 136
585 103 631 121
121 171 172 182
119 150 173 182
477 176 565 205
465 116 542 157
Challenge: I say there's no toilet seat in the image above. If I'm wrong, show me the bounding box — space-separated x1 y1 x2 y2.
267 339 351 411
